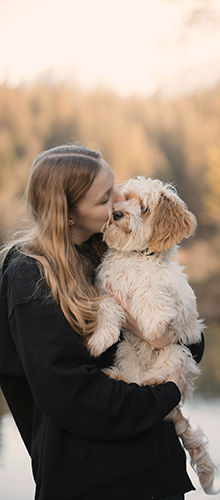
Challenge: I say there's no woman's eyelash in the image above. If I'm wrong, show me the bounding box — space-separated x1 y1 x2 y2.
101 183 115 204
102 195 110 204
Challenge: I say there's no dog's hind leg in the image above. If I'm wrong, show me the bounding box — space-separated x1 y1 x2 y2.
169 406 219 495
102 366 128 382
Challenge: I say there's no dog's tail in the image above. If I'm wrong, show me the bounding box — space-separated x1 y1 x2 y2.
171 406 219 495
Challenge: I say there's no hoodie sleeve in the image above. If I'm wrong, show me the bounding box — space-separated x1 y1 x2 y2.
187 332 205 364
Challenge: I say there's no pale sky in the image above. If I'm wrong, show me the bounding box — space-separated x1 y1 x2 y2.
1 0 220 97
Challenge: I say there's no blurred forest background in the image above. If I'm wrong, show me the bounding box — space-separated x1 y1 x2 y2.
0 78 219 398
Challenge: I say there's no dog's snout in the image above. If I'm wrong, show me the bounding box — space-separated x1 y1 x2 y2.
112 210 124 221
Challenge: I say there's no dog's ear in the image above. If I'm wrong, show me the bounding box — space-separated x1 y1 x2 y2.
148 193 197 253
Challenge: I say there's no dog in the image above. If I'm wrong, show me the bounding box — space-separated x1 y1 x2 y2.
87 176 218 495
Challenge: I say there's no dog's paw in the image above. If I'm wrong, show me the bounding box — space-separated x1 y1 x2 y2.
87 332 107 357
87 327 120 357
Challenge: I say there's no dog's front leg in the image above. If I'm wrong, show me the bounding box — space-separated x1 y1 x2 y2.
87 296 125 357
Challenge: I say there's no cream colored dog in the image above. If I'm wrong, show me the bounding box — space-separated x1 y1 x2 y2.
88 176 218 495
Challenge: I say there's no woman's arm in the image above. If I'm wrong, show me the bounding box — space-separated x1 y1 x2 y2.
0 252 181 442
9 297 181 440
187 332 204 364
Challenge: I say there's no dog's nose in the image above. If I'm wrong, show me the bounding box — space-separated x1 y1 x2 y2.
112 210 124 221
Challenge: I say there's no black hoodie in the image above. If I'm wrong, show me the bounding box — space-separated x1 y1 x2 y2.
0 248 204 500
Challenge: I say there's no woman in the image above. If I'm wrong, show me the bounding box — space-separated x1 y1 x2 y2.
0 144 204 500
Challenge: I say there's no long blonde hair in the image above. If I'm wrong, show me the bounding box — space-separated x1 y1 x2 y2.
2 144 107 339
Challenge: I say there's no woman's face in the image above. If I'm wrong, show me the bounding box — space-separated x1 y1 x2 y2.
69 159 125 245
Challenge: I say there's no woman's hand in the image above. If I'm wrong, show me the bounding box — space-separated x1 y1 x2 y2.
120 298 147 340
111 288 171 348
166 364 187 395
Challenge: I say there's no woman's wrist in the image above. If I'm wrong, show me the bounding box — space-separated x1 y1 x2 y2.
146 327 171 349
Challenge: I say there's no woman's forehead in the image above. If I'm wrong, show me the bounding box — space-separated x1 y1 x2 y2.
84 160 114 200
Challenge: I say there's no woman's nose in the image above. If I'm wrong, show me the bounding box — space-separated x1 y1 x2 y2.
113 188 125 203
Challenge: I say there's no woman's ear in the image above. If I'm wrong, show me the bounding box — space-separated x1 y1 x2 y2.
148 193 197 253
69 216 76 226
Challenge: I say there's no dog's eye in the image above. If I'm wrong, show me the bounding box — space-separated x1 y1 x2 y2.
141 205 149 214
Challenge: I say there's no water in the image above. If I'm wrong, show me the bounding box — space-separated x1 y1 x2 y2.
0 412 34 500
0 398 220 500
